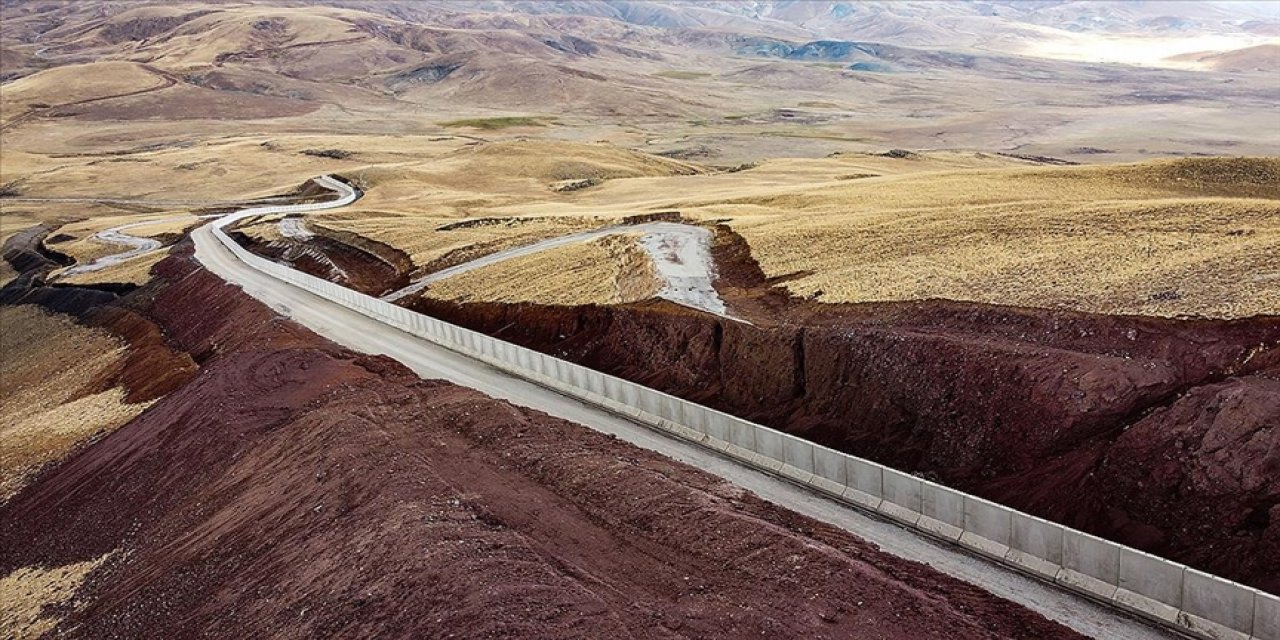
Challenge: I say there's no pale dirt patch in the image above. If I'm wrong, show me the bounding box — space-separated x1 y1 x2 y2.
0 552 116 640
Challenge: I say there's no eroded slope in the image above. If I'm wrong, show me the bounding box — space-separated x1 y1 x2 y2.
0 246 1082 638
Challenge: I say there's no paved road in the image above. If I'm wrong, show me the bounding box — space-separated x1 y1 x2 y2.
191 177 1170 640
381 221 730 317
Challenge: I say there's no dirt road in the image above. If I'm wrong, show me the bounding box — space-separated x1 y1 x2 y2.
382 222 730 317
59 214 212 276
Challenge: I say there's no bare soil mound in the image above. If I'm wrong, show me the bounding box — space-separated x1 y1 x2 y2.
230 229 410 297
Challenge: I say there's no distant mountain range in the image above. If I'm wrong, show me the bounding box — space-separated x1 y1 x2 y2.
414 1 1280 44
1 0 1275 155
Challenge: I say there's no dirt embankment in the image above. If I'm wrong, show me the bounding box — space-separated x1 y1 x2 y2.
229 227 410 297
0 246 1082 639
2 227 198 400
407 257 1280 593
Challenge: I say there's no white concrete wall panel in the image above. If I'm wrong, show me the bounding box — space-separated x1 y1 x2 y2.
754 428 786 462
843 458 884 509
657 394 684 425
636 386 663 418
616 380 639 408
919 481 965 540
811 445 846 486
1116 547 1183 623
677 401 709 435
702 410 731 444
1182 568 1255 639
782 435 815 475
603 375 626 405
1254 591 1279 640
584 369 605 397
1007 512 1063 579
962 496 1012 557
879 467 922 523
1060 530 1121 600
725 417 756 452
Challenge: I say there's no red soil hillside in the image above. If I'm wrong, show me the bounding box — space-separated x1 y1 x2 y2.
408 289 1280 594
0 248 1080 639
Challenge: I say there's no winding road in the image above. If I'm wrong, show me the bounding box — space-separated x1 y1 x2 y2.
187 176 1170 640
382 221 729 317
59 213 219 277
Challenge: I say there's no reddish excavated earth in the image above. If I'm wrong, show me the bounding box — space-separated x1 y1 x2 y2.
228 228 411 297
405 228 1280 594
0 247 1082 639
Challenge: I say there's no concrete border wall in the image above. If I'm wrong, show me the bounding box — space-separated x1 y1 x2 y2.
209 178 1278 640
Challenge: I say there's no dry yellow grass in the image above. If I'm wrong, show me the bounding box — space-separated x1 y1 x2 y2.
121 6 364 68
317 214 605 272
702 158 1280 318
0 207 42 244
338 139 706 218
318 155 1280 318
58 251 169 286
1 388 151 500
236 217 288 244
0 306 150 501
0 137 360 203
0 61 165 118
4 122 1275 319
699 158 1279 214
0 552 116 640
422 234 658 305
731 198 1279 317
468 151 1061 219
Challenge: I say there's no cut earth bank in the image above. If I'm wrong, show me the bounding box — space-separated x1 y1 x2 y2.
405 227 1280 595
0 240 1085 639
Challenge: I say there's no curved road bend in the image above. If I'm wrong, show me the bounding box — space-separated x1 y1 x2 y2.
192 177 1170 640
53 181 354 276
382 222 729 318
59 213 223 276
